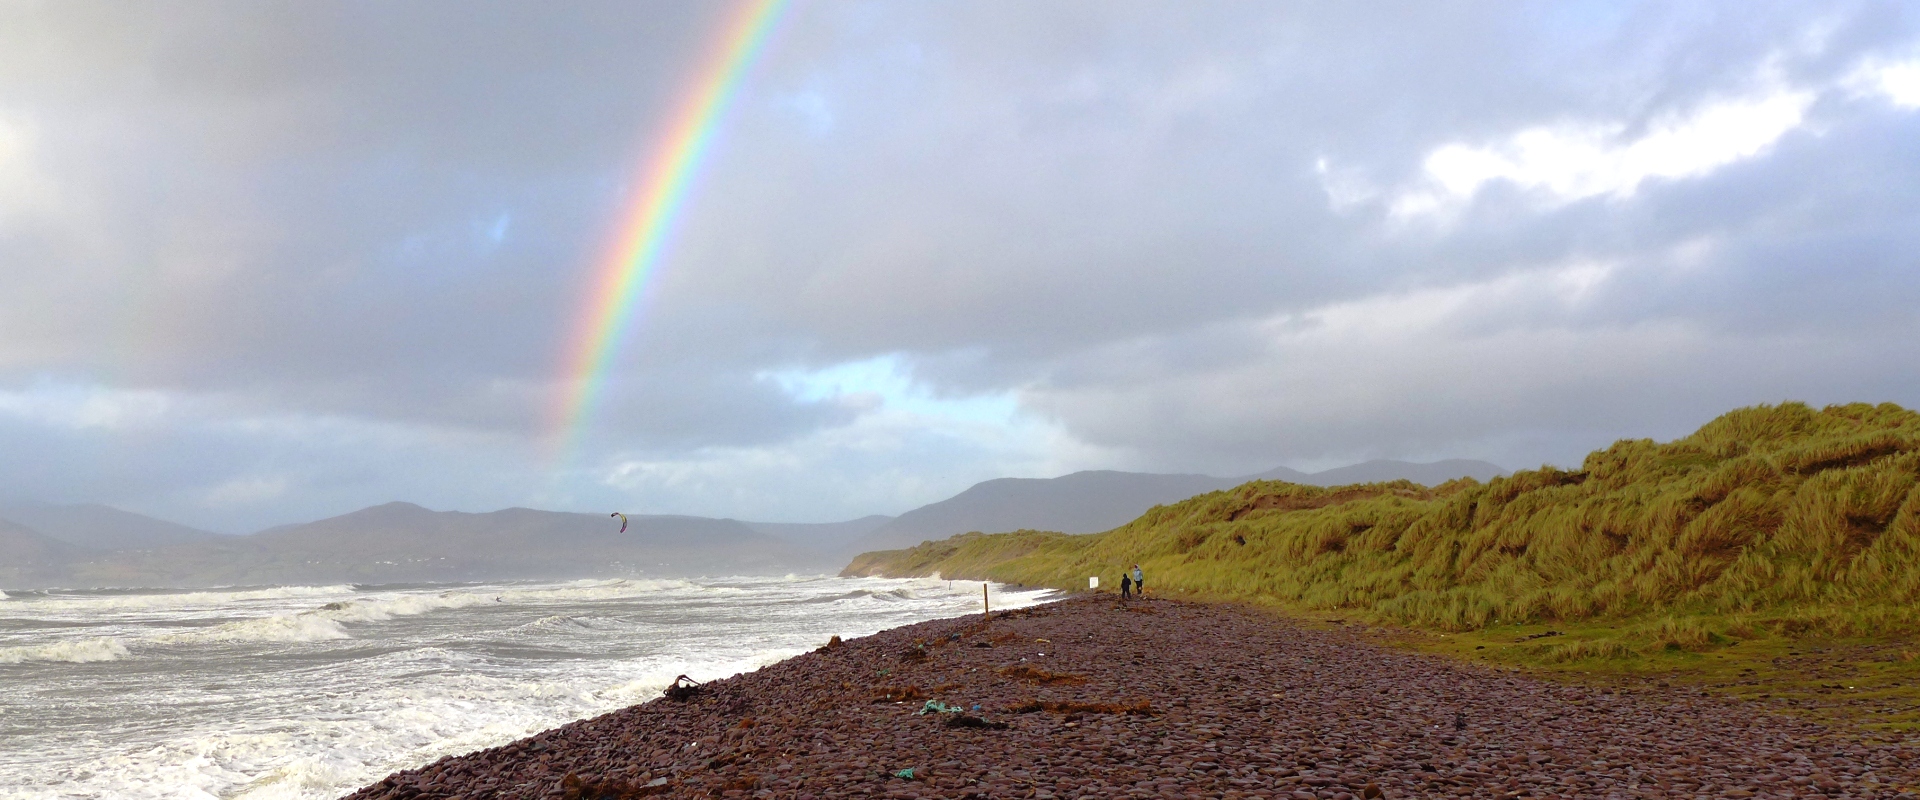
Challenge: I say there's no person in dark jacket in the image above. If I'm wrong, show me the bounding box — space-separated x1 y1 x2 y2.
1120 572 1132 600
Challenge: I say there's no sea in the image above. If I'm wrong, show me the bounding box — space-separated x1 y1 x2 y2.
0 575 1054 800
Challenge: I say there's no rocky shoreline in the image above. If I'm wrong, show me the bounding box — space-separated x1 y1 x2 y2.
344 595 1920 799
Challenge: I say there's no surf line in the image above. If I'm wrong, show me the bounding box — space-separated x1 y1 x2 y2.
551 0 792 458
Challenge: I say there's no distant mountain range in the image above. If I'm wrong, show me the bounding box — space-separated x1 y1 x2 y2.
844 459 1507 553
0 517 80 586
1244 459 1509 487
0 503 814 588
0 502 232 550
847 471 1230 555
0 459 1503 589
739 515 894 554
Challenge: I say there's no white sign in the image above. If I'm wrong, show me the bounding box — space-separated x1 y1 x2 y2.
1089 576 1100 589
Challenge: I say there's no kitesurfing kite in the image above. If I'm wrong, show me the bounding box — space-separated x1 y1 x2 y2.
612 512 628 533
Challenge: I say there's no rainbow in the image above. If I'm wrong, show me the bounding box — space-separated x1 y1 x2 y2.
551 0 791 455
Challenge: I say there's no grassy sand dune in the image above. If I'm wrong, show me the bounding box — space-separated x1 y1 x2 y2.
846 402 1920 730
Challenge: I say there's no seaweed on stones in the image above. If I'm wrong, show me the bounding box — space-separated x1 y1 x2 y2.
663 675 703 702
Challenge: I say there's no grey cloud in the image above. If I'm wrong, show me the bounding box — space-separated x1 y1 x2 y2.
1 1 1918 529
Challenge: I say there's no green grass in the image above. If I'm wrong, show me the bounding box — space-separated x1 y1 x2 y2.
846 401 1920 731
1384 616 1920 735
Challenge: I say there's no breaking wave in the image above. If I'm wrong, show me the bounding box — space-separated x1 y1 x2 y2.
847 587 918 602
0 575 1060 800
2 579 713 661
2 584 359 612
514 614 618 633
313 592 487 622
491 578 697 603
157 613 352 645
0 637 130 664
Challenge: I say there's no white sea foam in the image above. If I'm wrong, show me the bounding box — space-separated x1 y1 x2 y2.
0 636 130 664
302 579 696 624
3 580 703 662
314 592 486 622
158 613 352 645
490 577 697 603
0 576 1057 800
7 584 359 612
514 614 608 633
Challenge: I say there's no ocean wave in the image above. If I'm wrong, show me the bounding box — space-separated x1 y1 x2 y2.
490 578 697 604
0 575 1067 799
316 592 488 622
9 584 360 611
810 587 916 603
800 590 869 604
158 614 352 645
137 578 703 647
844 587 916 602
307 579 695 623
5 579 704 660
185 587 531 642
0 636 130 664
506 614 624 635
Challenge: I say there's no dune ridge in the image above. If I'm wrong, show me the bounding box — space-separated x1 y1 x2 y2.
847 402 1920 658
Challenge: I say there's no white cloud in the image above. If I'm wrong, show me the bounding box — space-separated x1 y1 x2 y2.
0 116 73 225
1296 259 1618 341
779 90 836 135
758 353 1022 426
1846 57 1920 109
1390 87 1814 218
1022 254 1866 472
596 395 1116 520
1313 157 1377 211
0 378 546 527
0 383 175 430
201 475 289 508
587 354 1124 520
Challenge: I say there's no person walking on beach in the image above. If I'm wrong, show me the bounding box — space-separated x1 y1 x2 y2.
1119 571 1132 600
1131 564 1145 596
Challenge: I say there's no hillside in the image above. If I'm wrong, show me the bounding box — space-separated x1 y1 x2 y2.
1269 458 1506 486
846 460 1507 554
2 459 1506 590
846 402 1920 656
849 470 1236 553
0 518 80 587
742 515 894 553
235 503 812 581
29 504 820 588
0 502 228 550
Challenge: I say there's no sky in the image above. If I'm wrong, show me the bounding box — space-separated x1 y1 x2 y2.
2 1 1918 532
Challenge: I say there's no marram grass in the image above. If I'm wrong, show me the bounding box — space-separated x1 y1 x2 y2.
849 402 1920 657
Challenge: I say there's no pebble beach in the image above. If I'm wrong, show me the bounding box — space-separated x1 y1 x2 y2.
343 595 1920 799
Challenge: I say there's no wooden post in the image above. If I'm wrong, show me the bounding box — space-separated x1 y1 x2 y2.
982 583 990 619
